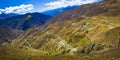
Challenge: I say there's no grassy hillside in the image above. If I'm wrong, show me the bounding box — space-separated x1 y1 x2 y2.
11 16 120 55
0 0 120 60
10 0 120 55
0 45 120 60
48 0 120 23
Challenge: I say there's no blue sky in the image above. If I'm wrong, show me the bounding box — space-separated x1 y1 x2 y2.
0 0 102 14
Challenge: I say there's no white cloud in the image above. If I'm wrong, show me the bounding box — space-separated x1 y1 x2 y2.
0 4 34 14
40 0 100 12
0 11 1 14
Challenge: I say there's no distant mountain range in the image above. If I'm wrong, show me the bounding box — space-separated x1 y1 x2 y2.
0 6 79 30
0 12 51 30
42 6 78 16
0 12 18 19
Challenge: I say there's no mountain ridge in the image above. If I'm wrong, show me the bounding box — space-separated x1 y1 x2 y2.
0 12 51 30
42 6 79 16
48 0 120 23
0 12 18 19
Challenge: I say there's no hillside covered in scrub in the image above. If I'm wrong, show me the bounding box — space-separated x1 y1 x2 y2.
0 0 120 60
0 27 22 43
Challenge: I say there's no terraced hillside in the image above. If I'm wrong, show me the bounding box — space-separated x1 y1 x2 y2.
0 0 120 60
11 0 120 56
11 16 120 56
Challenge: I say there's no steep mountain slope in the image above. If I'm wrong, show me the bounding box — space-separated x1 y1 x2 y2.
42 6 78 16
0 12 51 30
48 0 120 23
0 27 23 43
11 16 120 56
11 0 120 57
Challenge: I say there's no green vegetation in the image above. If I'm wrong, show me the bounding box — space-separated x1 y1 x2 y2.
1 0 120 60
0 45 120 60
26 15 32 20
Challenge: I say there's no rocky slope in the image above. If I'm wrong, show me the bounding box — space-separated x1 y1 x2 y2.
48 0 120 23
0 27 23 43
10 0 120 57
